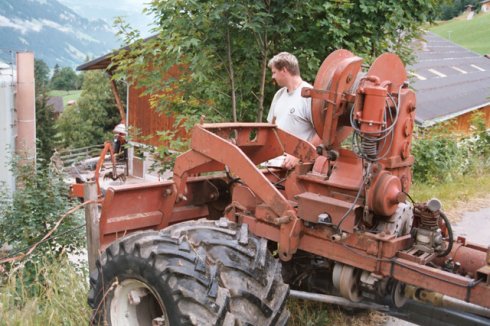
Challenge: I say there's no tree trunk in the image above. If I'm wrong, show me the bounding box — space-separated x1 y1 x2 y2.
257 43 268 122
226 27 237 122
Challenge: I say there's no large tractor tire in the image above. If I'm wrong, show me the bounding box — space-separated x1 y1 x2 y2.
88 218 290 325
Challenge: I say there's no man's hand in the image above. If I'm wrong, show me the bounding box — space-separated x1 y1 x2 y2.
283 154 299 170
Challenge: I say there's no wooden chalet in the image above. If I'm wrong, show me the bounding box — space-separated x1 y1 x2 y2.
77 50 186 180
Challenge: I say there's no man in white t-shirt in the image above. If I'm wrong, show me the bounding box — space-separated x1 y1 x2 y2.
267 52 321 169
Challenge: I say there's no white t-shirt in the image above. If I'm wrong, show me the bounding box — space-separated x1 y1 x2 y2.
267 80 316 141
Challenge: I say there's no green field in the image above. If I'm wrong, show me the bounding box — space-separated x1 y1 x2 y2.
430 12 490 54
47 90 82 106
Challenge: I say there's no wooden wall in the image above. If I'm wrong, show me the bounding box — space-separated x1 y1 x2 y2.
128 86 188 147
450 105 490 133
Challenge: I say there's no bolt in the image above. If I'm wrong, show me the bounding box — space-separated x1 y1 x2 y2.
128 289 148 305
318 213 331 224
152 317 166 326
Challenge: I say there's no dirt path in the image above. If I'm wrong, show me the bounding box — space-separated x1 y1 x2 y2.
452 206 490 245
444 193 490 223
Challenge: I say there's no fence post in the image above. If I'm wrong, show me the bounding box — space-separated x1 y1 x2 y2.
84 181 99 274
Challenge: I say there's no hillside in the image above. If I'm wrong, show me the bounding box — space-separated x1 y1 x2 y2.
0 0 119 68
430 12 490 54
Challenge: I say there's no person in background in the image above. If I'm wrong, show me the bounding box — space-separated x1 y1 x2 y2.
267 52 321 169
112 123 127 161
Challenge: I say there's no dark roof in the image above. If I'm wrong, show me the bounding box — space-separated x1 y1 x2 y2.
46 96 64 114
408 32 490 126
77 52 114 71
76 35 156 72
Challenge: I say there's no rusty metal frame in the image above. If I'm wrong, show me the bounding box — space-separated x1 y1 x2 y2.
70 141 118 198
236 214 490 308
95 50 490 312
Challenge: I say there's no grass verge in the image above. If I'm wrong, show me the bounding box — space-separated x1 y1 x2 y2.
410 170 490 222
429 12 490 54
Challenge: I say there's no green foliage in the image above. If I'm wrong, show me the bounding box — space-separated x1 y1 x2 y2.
412 114 490 184
34 59 49 94
113 0 438 129
36 94 57 164
0 159 85 280
435 0 481 20
0 257 91 325
50 66 82 91
412 132 464 183
34 59 56 163
56 71 121 148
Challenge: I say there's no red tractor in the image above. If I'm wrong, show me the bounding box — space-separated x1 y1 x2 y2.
88 50 490 325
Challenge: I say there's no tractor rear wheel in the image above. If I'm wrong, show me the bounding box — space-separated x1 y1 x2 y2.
88 218 290 325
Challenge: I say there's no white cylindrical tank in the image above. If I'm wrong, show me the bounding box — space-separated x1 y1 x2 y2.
0 60 16 195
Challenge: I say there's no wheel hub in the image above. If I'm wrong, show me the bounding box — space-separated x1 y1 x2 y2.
110 279 169 326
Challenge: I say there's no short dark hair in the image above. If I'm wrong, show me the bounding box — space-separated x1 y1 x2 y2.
268 52 300 76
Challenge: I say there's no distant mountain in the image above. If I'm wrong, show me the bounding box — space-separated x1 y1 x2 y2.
0 0 120 68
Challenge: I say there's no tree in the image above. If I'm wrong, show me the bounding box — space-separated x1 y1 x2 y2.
34 59 49 94
50 66 79 91
436 0 481 20
34 59 56 163
56 71 121 148
113 0 439 135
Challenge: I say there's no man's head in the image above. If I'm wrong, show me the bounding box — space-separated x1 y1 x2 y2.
268 52 300 87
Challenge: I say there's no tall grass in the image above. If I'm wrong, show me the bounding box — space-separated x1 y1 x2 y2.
0 257 91 325
288 298 386 326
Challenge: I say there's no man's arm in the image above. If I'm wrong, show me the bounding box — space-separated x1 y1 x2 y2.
282 133 321 169
310 133 322 146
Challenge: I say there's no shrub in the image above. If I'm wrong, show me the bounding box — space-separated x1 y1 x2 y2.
412 114 490 184
0 157 85 292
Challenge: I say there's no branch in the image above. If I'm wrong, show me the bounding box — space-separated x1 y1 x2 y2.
0 200 99 267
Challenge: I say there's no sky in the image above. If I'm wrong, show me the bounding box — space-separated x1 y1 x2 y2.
57 0 154 37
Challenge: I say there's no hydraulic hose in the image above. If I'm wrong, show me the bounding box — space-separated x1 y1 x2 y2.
437 211 454 257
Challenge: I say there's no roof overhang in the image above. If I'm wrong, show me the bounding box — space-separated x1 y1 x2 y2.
415 102 490 127
76 35 157 72
77 52 115 71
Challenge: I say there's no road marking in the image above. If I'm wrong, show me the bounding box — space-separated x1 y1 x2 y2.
410 72 427 80
428 68 447 78
470 64 486 72
451 66 467 74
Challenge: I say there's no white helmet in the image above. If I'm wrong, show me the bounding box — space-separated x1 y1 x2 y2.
113 123 127 135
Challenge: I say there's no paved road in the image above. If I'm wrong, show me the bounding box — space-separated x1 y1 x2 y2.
452 207 490 246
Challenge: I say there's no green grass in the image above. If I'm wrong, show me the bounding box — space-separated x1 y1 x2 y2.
410 170 490 214
429 12 490 54
0 257 91 325
288 298 384 326
47 90 82 106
